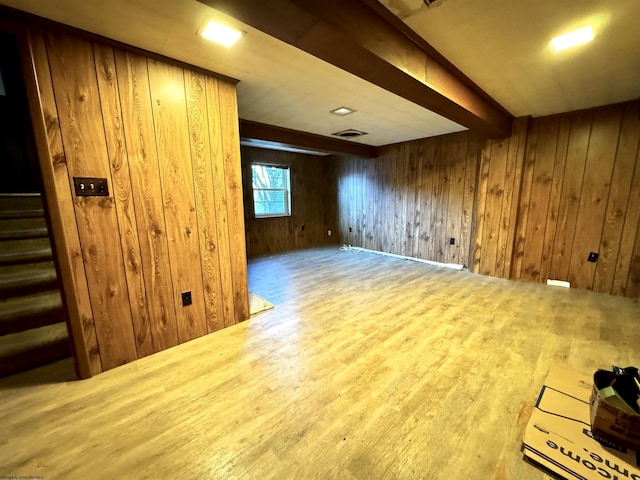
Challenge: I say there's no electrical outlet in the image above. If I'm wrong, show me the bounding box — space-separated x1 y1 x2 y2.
587 252 599 263
328 229 332 236
449 237 455 245
349 227 352 233
181 291 192 306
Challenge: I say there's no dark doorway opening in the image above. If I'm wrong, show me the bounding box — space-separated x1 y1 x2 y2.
0 32 40 193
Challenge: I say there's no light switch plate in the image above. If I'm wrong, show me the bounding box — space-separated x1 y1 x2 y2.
73 177 109 197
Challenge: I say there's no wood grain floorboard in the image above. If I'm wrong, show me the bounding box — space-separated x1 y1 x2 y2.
1 246 639 479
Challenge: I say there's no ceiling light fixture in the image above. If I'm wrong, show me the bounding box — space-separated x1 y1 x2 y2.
200 20 243 47
330 107 355 116
550 26 594 51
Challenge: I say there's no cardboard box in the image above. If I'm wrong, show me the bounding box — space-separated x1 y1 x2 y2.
522 367 640 480
590 370 640 451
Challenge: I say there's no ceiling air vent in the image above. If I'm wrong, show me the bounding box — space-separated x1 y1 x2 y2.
332 129 368 138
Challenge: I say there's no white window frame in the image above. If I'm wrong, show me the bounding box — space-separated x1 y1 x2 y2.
251 163 292 219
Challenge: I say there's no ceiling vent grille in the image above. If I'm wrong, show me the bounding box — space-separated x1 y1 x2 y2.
332 129 368 138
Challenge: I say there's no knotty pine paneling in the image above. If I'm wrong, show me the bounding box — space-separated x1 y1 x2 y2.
334 131 481 266
242 147 335 257
26 28 249 376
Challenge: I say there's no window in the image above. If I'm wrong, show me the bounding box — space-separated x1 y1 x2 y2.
251 163 291 218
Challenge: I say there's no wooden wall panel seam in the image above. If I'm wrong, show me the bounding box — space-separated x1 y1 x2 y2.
547 112 592 282
93 42 155 358
148 60 208 342
182 70 211 334
503 118 528 279
217 81 250 323
114 51 180 352
567 106 623 290
206 77 236 327
184 70 225 334
88 41 141 359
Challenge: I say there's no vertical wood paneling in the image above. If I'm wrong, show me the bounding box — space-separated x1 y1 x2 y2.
218 81 250 324
242 147 332 256
471 141 491 273
46 32 137 369
446 137 466 264
185 70 225 333
435 137 451 263
26 30 102 377
336 132 479 266
333 103 638 297
94 44 154 358
27 26 249 375
496 119 527 279
404 143 417 257
612 105 640 296
593 102 640 294
411 141 424 259
627 231 640 298
567 106 623 290
461 134 479 269
392 144 406 255
479 138 508 276
417 140 435 259
148 59 207 342
511 120 538 278
114 51 179 352
548 112 592 281
537 116 570 283
520 117 560 281
205 77 236 327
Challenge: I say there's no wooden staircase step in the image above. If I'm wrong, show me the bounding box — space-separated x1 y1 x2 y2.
0 217 48 240
0 261 58 295
0 290 65 336
0 194 44 219
0 238 52 265
0 322 70 378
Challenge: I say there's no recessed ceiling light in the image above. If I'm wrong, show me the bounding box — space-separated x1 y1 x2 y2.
551 26 594 51
330 107 355 116
200 20 243 47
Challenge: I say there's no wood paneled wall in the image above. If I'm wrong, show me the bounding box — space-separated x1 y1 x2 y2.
334 131 481 266
509 101 640 296
241 147 336 256
333 102 640 298
471 118 528 277
25 29 249 377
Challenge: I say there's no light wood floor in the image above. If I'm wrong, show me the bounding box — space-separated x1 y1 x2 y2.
1 246 639 479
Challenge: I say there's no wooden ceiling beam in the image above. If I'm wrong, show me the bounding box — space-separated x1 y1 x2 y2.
240 120 378 158
198 0 513 138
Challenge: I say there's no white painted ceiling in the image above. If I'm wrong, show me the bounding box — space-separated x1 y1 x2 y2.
380 0 640 117
0 0 465 147
3 0 639 148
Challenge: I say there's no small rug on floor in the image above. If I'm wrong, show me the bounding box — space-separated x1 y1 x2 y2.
249 292 274 316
